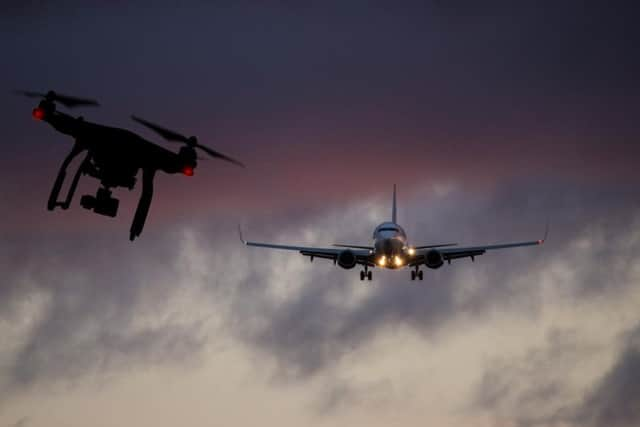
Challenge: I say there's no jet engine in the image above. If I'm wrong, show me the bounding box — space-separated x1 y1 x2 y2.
425 249 444 269
337 250 358 269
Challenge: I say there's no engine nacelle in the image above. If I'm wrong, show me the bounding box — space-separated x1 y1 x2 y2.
337 250 357 269
425 249 444 269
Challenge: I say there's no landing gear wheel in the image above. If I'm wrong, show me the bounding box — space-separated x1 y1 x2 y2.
367 271 372 281
360 271 365 281
411 271 416 281
418 270 424 281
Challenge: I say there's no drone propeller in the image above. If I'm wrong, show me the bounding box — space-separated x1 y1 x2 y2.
14 90 99 108
131 115 245 168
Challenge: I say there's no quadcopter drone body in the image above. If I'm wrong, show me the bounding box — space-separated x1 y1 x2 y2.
21 90 243 241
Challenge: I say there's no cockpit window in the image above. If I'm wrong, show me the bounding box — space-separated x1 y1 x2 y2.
378 227 399 232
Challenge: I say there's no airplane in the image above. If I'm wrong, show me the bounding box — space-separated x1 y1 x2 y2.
240 185 546 281
17 90 244 241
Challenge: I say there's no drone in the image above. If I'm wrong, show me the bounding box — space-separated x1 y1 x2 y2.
17 90 244 241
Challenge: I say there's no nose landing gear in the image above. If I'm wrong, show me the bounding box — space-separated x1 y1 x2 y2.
411 269 424 281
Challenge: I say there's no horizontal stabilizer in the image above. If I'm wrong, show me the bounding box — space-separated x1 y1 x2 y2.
333 244 374 250
414 243 458 249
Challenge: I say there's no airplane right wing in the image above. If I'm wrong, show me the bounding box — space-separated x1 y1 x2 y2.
239 228 373 265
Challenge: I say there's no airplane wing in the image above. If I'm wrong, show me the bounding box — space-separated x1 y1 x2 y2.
410 226 548 265
239 228 373 265
439 239 543 261
413 243 458 249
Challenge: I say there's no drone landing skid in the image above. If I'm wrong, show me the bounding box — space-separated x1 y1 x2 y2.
48 144 88 211
129 168 155 241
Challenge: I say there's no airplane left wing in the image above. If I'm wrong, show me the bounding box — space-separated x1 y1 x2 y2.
410 227 547 266
440 239 543 260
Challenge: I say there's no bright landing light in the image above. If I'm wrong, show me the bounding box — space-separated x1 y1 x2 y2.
408 247 416 255
378 256 387 267
393 256 403 267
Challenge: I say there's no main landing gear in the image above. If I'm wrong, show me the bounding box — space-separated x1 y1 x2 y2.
360 268 372 281
411 268 424 281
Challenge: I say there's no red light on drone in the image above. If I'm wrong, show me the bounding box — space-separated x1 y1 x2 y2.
32 107 45 120
182 166 194 176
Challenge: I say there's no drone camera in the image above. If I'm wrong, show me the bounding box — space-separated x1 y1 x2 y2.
80 188 119 218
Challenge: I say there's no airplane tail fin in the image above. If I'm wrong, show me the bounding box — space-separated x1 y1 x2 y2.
392 184 397 223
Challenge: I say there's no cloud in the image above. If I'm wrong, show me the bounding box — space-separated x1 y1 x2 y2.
8 417 29 427
0 231 211 397
314 377 396 415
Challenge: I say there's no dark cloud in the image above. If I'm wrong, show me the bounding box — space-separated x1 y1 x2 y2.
472 322 640 427
1 177 639 421
1 177 639 425
471 328 590 426
575 324 640 427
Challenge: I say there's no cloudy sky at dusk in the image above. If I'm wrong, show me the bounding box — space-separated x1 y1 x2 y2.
1 1 639 426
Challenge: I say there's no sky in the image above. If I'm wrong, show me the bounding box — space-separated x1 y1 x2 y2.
1 1 640 426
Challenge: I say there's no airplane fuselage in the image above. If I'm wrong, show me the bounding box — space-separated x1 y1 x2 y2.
372 221 410 269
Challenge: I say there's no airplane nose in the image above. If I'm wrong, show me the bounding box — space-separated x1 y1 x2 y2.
379 239 403 255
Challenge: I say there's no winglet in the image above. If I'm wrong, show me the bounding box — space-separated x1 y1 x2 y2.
238 225 247 245
538 222 549 245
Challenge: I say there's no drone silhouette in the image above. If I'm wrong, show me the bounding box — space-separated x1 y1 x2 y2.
17 90 244 241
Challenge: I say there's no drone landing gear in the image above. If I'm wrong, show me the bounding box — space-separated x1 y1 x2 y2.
48 144 88 211
411 268 424 281
129 168 155 242
360 267 373 281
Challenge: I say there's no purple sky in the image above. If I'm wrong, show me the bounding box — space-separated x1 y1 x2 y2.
1 2 640 427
